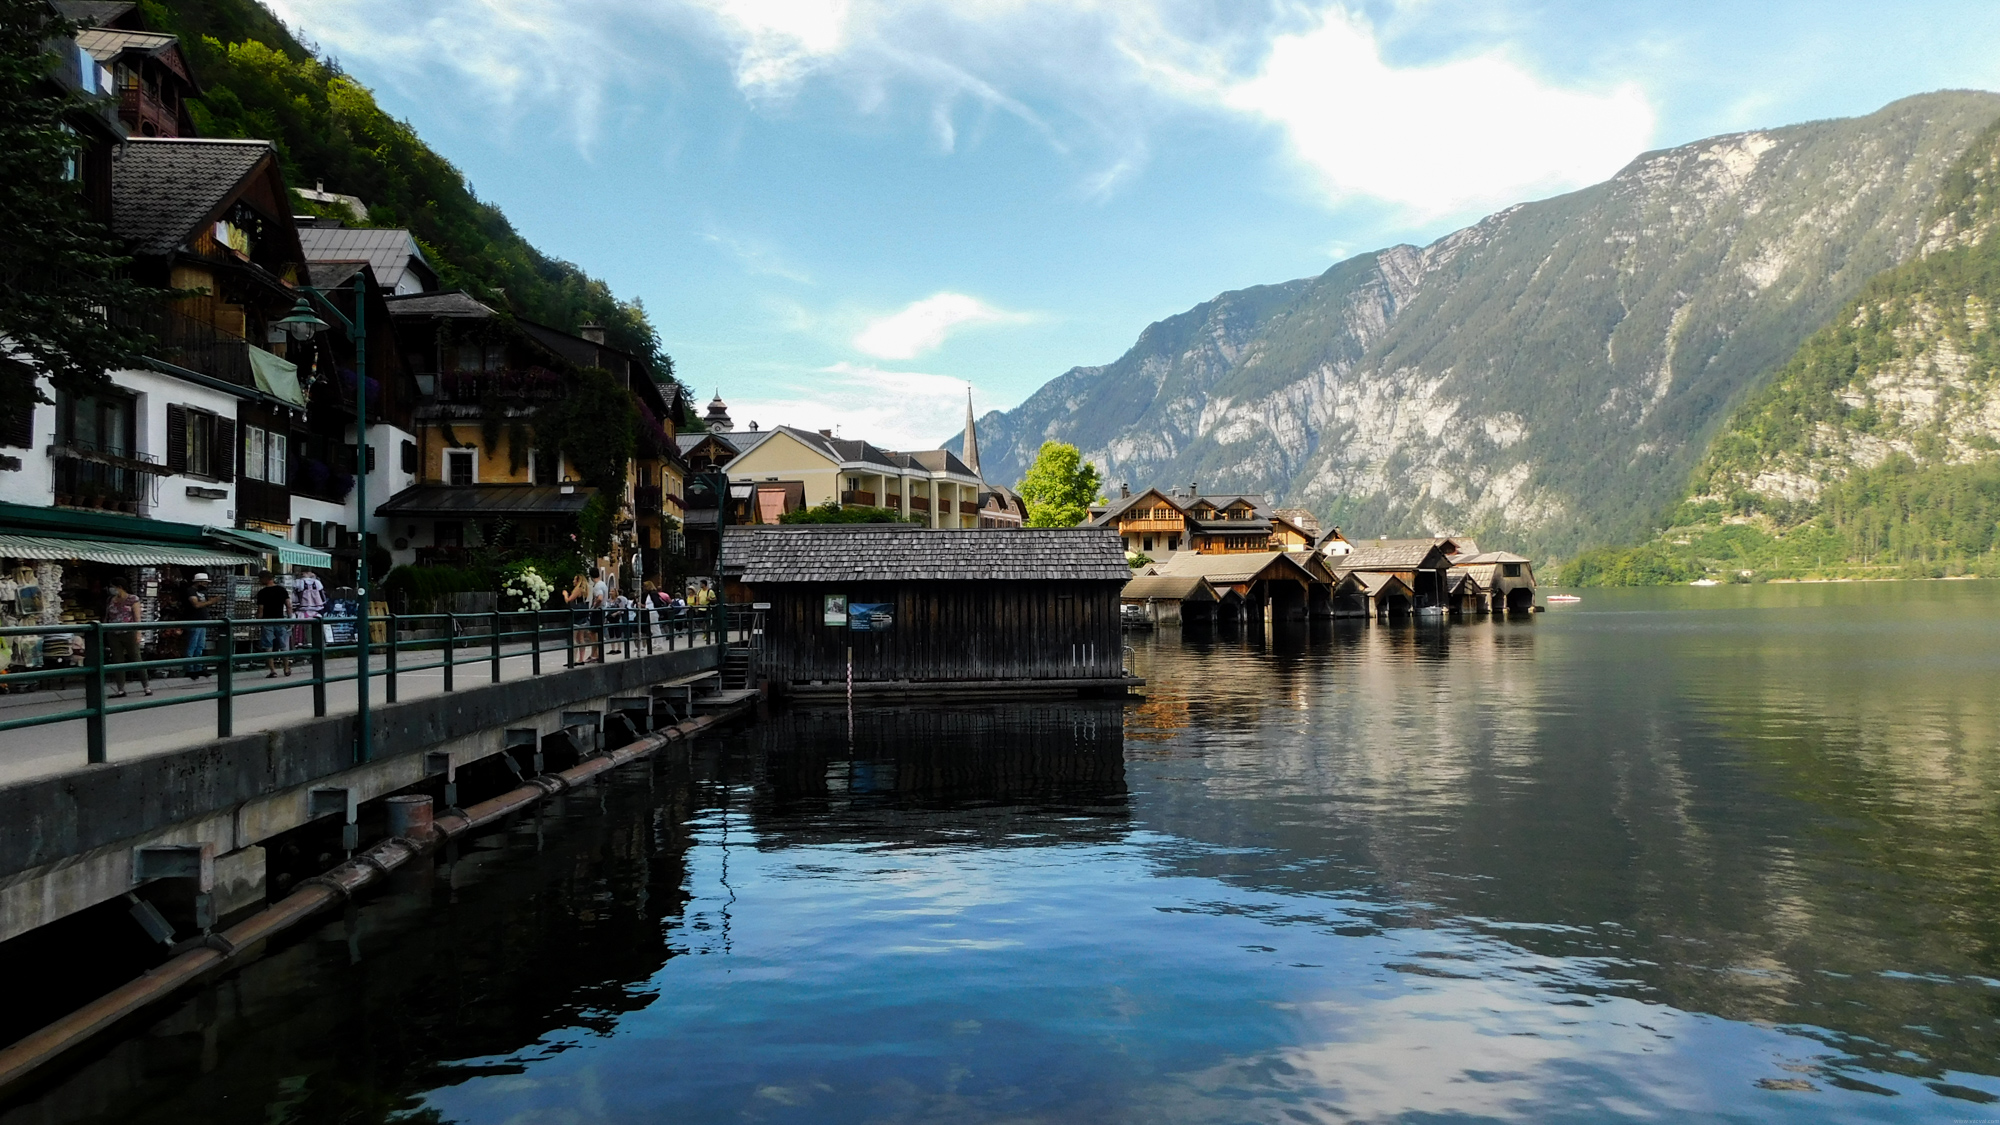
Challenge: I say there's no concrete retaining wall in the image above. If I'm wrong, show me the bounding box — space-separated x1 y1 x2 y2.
0 647 720 942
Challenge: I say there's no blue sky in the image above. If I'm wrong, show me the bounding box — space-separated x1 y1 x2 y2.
268 0 2000 450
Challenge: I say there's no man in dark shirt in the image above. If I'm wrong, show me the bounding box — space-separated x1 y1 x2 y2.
183 573 220 679
254 572 293 678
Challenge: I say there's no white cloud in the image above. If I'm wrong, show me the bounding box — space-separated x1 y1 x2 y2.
853 292 1028 360
1218 9 1655 218
725 362 990 450
269 0 1655 217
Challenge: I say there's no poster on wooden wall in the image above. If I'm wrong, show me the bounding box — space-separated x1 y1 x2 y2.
848 603 894 632
822 594 848 626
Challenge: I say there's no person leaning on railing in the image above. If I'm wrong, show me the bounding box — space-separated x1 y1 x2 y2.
103 580 151 698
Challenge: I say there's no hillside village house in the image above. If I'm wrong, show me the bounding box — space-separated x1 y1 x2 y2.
674 393 1025 574
1090 485 1321 557
367 289 686 586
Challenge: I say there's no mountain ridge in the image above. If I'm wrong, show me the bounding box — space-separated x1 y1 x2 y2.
956 90 2000 557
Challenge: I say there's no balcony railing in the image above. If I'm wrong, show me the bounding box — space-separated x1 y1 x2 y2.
52 441 159 512
840 490 876 506
959 501 978 515
433 369 565 405
635 485 663 512
109 304 255 387
909 496 930 512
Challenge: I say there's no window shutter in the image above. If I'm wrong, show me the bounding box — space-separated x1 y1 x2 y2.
165 404 186 473
365 444 377 472
400 440 416 473
1 407 31 449
213 417 235 481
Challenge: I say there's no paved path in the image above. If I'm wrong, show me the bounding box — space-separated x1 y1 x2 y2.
0 628 728 789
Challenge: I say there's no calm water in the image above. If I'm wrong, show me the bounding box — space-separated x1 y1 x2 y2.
10 582 2000 1123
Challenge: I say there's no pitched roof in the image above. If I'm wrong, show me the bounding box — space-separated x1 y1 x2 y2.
1336 542 1448 571
1458 551 1531 565
722 526 1130 583
75 26 177 62
297 226 433 290
1089 488 1183 526
55 1 140 25
899 448 979 477
110 138 273 257
382 289 496 319
375 484 595 517
1153 550 1315 585
1122 574 1217 601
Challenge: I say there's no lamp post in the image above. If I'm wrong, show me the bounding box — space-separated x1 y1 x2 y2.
277 273 373 765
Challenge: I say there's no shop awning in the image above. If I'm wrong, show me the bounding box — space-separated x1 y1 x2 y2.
205 526 332 568
0 533 255 567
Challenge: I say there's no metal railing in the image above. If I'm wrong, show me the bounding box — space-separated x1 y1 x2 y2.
0 605 729 764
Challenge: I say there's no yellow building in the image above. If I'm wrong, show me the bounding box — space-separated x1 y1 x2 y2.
721 425 988 528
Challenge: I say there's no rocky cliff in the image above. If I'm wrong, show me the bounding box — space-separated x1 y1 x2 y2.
960 92 2000 556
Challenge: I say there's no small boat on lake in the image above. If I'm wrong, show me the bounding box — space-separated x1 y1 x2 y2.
1689 579 1719 587
1546 594 1582 604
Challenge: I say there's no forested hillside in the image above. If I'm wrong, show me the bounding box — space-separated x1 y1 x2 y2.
1567 118 2000 584
957 93 2000 559
141 0 679 387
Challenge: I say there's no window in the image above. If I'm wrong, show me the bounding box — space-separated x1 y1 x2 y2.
165 406 231 479
401 440 417 473
435 521 463 548
447 450 475 486
243 427 265 481
268 432 287 485
1502 563 1523 578
59 391 134 455
452 342 504 372
1143 536 1154 552
296 519 315 546
531 448 559 485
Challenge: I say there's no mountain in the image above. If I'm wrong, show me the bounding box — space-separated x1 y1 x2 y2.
134 0 678 385
1565 115 2000 584
959 92 2000 557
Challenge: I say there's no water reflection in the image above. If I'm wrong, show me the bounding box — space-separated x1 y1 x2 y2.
8 584 2000 1123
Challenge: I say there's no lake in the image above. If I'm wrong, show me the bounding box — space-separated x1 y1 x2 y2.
9 581 2000 1123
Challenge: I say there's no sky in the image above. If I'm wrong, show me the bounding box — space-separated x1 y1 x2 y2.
264 0 2000 451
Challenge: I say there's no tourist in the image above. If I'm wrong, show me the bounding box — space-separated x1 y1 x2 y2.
564 572 597 663
103 580 151 698
590 567 610 661
182 572 219 679
254 572 293 678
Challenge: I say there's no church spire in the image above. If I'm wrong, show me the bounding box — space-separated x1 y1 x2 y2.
961 386 981 479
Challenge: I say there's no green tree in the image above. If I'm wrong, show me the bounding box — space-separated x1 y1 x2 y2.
0 0 162 434
1016 441 1103 528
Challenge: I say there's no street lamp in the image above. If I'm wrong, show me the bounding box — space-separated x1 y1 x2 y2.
280 275 375 765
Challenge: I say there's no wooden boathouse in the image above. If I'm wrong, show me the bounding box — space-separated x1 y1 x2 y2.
1149 549 1323 623
722 525 1137 698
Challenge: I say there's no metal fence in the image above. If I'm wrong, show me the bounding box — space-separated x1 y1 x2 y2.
0 605 730 763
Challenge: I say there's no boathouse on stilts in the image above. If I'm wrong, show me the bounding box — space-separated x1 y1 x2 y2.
722 525 1139 698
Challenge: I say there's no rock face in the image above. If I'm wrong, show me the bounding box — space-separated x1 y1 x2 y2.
960 92 2000 556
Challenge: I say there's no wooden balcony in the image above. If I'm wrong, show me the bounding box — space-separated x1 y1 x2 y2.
909 496 930 512
840 490 877 506
959 501 978 515
1119 516 1186 533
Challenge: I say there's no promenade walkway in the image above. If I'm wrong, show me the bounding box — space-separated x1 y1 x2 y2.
0 629 726 789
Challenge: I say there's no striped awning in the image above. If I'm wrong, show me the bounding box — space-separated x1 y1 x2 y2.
205 527 333 568
0 534 256 567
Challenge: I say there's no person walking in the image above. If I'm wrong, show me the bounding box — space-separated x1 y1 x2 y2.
182 572 220 679
104 580 151 697
254 572 293 678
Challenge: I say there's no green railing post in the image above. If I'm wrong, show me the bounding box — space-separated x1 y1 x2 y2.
385 612 398 703
84 622 107 765
216 624 235 738
490 609 502 683
566 609 576 669
312 619 328 717
531 608 542 675
443 611 455 693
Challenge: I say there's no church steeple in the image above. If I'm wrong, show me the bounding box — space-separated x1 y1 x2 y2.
961 387 981 479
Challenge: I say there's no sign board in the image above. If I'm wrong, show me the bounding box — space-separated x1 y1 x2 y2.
822 594 848 626
848 602 894 632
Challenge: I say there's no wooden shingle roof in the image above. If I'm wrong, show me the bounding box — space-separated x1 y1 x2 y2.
1337 542 1447 571
723 526 1130 583
110 138 273 257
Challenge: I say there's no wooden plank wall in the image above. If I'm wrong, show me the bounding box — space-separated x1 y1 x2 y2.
750 580 1125 683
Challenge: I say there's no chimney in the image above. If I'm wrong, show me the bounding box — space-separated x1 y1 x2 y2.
819 429 834 439
748 420 760 432
1189 480 1198 496
1119 482 1130 498
580 323 606 344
